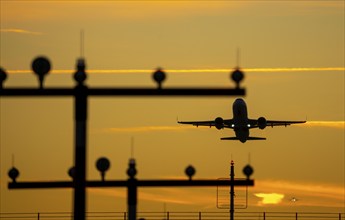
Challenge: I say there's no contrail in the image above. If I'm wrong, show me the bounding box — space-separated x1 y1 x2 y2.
5 67 345 74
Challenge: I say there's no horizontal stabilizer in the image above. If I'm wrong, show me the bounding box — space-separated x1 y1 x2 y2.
220 137 238 140
247 137 266 140
221 137 266 141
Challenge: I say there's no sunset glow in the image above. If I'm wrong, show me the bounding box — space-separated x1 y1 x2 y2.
255 193 285 205
1 0 343 214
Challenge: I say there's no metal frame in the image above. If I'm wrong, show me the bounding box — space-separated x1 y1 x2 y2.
1 57 250 220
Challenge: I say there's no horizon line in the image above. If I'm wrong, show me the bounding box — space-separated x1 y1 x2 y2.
4 67 345 74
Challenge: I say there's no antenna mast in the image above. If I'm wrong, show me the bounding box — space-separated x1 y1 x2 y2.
236 48 241 68
131 137 134 158
80 30 84 58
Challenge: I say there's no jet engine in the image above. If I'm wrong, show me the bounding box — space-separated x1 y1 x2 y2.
215 117 224 130
258 117 267 129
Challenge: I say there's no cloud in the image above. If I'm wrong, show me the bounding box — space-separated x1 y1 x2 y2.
297 121 344 129
137 189 195 205
244 67 345 73
100 126 203 134
88 188 126 199
5 67 344 74
254 180 344 208
89 121 345 135
0 28 43 35
86 67 344 74
88 179 344 209
255 193 285 205
89 187 214 206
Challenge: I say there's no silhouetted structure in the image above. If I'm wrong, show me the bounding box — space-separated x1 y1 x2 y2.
1 56 247 220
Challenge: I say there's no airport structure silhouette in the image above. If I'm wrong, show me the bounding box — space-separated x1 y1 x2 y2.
1 57 344 220
0 56 257 220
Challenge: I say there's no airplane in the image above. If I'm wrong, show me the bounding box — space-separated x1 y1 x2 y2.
290 197 299 202
178 98 306 143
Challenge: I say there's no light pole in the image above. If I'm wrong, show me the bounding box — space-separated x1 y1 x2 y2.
8 156 255 220
230 161 235 220
1 56 246 220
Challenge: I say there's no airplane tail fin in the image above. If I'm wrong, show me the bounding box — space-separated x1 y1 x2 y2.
221 137 266 141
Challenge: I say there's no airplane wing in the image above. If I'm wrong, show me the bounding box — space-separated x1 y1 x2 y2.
248 118 306 129
266 120 306 127
178 118 234 129
221 136 266 141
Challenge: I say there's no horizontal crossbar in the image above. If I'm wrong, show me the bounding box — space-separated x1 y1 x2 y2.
8 179 254 189
0 88 245 97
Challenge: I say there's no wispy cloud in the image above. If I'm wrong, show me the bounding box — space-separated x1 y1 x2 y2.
244 67 345 73
93 121 344 135
254 180 344 207
89 187 213 206
99 126 203 134
297 121 344 129
5 67 345 74
0 28 43 35
255 193 285 205
88 179 344 209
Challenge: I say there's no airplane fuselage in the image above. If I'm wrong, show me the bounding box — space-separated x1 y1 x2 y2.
232 98 250 143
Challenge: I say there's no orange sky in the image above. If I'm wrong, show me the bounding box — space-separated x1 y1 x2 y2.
0 1 344 214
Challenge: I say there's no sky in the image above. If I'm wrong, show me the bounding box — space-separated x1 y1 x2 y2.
0 0 344 215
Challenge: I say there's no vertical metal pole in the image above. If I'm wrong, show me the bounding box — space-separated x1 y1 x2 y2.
127 178 137 220
230 161 234 220
127 159 137 220
73 85 87 220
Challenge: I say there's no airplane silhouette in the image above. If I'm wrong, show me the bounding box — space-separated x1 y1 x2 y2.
178 98 306 143
290 197 299 202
